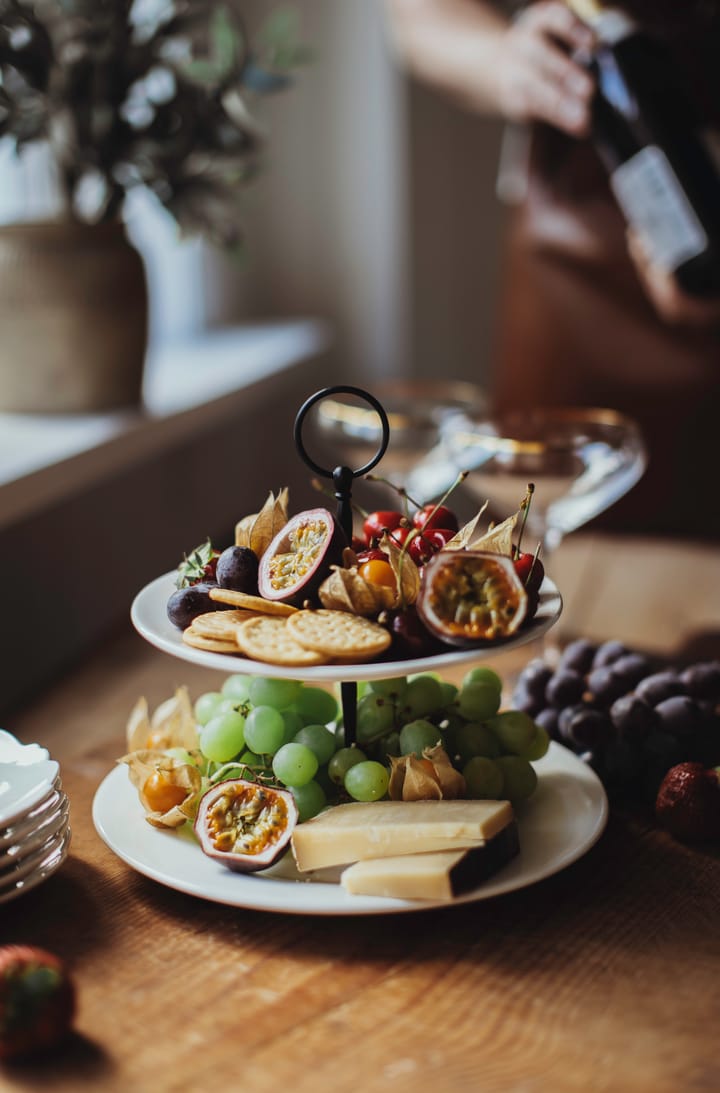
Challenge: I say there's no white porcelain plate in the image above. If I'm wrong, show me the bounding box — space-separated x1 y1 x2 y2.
131 571 562 682
93 743 608 916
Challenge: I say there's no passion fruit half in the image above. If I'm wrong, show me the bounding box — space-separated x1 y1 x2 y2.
417 550 528 646
194 779 298 873
257 507 347 605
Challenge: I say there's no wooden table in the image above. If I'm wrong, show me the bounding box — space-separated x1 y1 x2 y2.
3 533 720 1092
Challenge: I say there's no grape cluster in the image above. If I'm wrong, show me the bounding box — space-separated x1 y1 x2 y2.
351 667 548 804
191 669 548 823
512 640 720 801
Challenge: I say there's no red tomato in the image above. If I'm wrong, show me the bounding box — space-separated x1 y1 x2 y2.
412 503 459 533
363 510 405 546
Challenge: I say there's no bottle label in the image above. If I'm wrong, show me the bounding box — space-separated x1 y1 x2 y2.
610 145 708 271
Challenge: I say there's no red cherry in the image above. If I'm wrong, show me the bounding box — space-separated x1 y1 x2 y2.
356 547 387 565
412 503 459 533
363 510 405 546
514 552 545 619
408 527 456 566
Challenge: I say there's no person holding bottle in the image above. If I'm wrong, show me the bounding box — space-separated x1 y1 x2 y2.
383 0 720 538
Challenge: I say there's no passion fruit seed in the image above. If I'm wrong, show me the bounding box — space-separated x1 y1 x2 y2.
267 519 329 592
204 784 290 856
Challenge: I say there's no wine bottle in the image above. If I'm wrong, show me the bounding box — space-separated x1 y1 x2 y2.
569 0 720 297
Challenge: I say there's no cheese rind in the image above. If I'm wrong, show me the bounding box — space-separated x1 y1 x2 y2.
291 799 513 872
341 823 520 901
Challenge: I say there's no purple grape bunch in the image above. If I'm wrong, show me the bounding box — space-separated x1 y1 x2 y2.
513 639 720 801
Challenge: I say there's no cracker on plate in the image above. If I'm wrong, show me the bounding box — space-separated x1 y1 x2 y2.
182 629 239 654
191 608 262 641
286 609 391 662
234 615 328 667
208 588 298 616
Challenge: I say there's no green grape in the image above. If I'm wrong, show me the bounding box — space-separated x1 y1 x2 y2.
293 686 338 726
244 705 286 755
453 721 501 763
399 719 442 758
201 710 246 762
487 711 537 755
164 747 197 765
328 746 367 785
221 674 252 701
194 692 227 726
438 681 459 708
403 675 444 718
461 667 503 693
313 763 336 797
281 709 304 745
344 760 390 802
457 681 502 722
356 694 396 743
249 677 302 710
462 756 504 799
517 724 550 762
293 724 337 765
289 780 327 822
380 731 401 759
238 749 264 768
272 742 318 787
368 677 409 701
495 755 538 803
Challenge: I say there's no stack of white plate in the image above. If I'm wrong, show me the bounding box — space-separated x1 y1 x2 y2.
0 730 71 905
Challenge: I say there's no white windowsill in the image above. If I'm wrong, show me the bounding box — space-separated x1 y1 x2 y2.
0 319 332 528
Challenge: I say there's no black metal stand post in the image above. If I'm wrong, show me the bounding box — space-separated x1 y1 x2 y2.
293 386 391 748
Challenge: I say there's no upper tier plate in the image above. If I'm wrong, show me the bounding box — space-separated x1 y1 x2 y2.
131 571 562 681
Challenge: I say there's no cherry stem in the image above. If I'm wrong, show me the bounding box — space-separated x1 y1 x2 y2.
364 474 419 516
311 477 367 520
417 471 469 532
515 482 535 558
526 540 543 585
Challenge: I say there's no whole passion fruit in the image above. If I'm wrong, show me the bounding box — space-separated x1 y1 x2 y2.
417 550 528 646
194 779 298 873
257 507 347 606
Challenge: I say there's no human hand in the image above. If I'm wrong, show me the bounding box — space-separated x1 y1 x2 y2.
495 1 595 136
627 230 720 326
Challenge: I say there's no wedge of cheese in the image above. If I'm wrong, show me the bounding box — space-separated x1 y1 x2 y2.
340 822 520 901
291 799 514 873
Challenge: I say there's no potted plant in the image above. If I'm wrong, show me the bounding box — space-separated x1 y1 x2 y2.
0 0 304 412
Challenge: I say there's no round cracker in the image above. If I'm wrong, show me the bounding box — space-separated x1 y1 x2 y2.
208 587 297 616
182 629 239 654
286 609 391 661
234 616 327 667
191 608 262 640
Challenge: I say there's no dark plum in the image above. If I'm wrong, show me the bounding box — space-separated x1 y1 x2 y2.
216 545 259 594
517 658 554 702
167 582 219 629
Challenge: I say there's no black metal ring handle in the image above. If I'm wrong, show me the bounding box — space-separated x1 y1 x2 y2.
293 385 390 480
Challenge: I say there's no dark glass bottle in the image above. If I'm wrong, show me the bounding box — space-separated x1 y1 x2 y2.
578 4 720 297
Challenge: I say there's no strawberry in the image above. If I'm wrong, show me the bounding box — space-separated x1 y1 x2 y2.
655 762 720 843
0 946 76 1060
176 539 220 589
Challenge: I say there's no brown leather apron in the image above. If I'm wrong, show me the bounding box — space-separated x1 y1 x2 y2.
491 2 720 537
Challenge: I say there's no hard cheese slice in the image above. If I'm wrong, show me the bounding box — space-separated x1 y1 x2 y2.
291 799 513 873
341 822 520 901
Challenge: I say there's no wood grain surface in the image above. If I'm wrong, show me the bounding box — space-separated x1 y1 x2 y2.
2 533 720 1093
